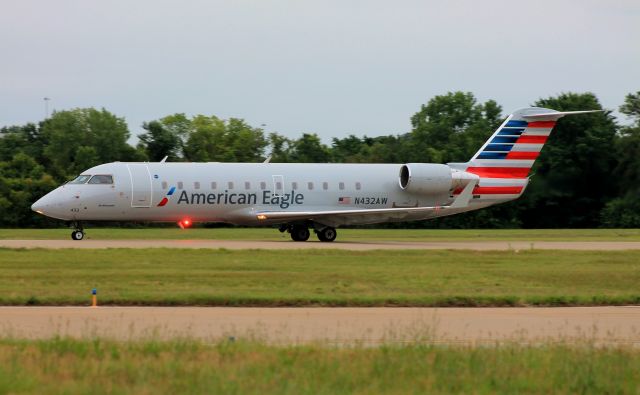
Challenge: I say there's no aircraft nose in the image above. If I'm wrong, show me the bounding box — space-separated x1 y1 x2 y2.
31 192 55 215
31 188 73 220
31 198 45 214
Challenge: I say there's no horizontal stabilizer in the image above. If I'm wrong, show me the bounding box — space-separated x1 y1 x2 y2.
521 110 603 120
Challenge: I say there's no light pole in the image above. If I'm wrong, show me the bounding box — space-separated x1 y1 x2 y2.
43 97 51 118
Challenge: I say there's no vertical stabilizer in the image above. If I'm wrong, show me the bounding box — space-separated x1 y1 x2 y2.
452 108 601 201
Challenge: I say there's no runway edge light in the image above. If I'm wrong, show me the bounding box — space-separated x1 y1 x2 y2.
91 288 97 308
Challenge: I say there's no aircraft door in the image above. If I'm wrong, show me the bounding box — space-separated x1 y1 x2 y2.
272 175 284 196
127 164 153 207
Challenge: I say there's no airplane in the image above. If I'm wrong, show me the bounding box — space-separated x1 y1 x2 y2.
31 107 598 242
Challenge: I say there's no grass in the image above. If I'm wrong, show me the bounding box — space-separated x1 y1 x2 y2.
0 338 638 394
1 248 639 306
1 227 639 241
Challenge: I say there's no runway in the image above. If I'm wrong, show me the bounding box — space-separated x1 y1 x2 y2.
1 306 639 345
1 239 640 250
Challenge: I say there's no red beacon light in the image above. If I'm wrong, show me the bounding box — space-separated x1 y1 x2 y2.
178 218 192 229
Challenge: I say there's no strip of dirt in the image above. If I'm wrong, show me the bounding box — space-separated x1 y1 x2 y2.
1 306 639 345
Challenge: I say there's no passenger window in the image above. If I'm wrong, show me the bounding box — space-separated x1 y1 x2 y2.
292 182 298 190
88 175 113 184
245 181 251 190
194 182 200 190
228 181 234 190
323 182 328 190
69 175 91 184
276 181 282 190
355 182 361 190
308 182 314 190
211 182 217 190
339 182 345 190
178 182 183 190
161 181 168 190
260 181 267 190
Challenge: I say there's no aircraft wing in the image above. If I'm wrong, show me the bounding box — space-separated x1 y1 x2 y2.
255 180 476 224
257 205 448 224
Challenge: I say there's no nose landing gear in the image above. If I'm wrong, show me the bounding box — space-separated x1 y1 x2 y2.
70 222 84 240
71 230 84 240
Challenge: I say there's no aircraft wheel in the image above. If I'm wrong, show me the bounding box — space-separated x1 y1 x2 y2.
290 226 310 242
317 227 337 242
71 230 84 240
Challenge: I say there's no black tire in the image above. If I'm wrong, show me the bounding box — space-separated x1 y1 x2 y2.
290 226 310 242
317 227 337 242
71 230 84 240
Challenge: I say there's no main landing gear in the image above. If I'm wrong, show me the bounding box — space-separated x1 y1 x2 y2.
280 223 337 242
290 225 310 242
316 226 337 242
70 222 84 240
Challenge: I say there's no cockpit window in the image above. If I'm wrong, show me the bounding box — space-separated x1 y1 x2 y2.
88 175 114 184
69 175 91 184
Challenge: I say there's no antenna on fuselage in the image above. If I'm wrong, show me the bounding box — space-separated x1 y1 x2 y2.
160 156 168 163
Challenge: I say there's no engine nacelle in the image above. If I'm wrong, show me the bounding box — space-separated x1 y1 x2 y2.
398 163 452 195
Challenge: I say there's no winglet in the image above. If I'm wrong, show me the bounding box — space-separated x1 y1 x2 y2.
449 180 477 209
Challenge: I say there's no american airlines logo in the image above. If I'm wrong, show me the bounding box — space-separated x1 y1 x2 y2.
157 186 176 207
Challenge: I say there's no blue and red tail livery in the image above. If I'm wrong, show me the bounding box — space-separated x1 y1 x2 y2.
451 108 598 200
469 117 556 179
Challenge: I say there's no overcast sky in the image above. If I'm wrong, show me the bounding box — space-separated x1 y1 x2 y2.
1 0 639 142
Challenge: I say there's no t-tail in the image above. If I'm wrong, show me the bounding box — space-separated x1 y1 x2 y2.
449 107 600 203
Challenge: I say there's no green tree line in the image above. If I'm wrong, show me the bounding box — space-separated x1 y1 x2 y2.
1 91 638 228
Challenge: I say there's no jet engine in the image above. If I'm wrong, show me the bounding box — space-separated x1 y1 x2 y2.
398 163 452 195
399 163 479 195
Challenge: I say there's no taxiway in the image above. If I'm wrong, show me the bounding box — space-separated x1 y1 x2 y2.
1 239 640 250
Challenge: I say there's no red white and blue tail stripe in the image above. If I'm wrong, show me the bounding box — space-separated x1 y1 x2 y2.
453 107 600 201
468 116 555 179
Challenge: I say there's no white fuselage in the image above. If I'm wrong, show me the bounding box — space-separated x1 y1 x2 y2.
31 161 499 227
